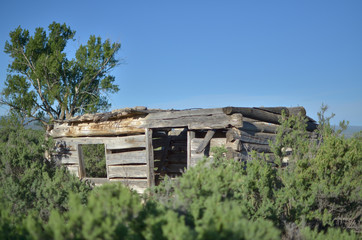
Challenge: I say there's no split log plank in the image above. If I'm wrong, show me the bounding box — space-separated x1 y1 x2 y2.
106 135 146 150
239 131 276 145
54 152 79 164
196 130 216 153
145 112 243 130
241 121 279 133
50 116 147 138
108 165 148 178
223 107 281 124
107 150 147 165
146 108 225 120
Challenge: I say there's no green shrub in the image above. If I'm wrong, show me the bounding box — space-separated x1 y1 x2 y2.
82 144 107 178
300 227 358 240
0 115 93 238
30 183 142 240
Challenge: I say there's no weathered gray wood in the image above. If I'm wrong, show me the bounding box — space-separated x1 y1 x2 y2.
239 131 276 145
191 138 226 151
106 150 147 165
189 137 227 167
240 121 279 133
223 107 281 124
108 165 148 178
187 130 195 169
146 108 225 120
191 138 226 153
145 112 243 130
146 128 155 187
106 135 146 150
196 130 216 154
50 116 147 138
66 165 79 177
254 107 289 115
77 145 86 178
54 151 79 164
226 128 242 159
287 107 306 117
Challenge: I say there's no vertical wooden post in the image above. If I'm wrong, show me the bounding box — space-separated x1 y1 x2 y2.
187 130 195 169
146 128 155 187
77 144 86 178
104 145 110 180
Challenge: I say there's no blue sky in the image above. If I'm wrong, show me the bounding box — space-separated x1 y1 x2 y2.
0 0 361 125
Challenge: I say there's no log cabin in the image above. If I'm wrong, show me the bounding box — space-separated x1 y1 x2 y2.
48 106 317 193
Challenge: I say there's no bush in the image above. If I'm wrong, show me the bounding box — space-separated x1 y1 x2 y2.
28 183 142 240
0 115 93 238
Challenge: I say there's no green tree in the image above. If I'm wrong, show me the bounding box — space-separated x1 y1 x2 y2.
1 22 120 126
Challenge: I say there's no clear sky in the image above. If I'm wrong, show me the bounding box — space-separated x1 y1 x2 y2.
0 0 361 125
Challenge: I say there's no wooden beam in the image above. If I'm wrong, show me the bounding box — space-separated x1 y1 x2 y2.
187 130 195 169
145 110 243 129
106 150 147 165
195 130 216 154
108 165 148 178
223 107 281 124
77 144 86 178
106 135 146 150
50 116 146 138
145 128 155 187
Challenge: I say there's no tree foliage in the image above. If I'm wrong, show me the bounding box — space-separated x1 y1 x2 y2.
2 22 120 125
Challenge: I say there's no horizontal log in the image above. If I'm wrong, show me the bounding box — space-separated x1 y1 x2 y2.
106 135 146 150
145 111 243 129
223 107 281 124
254 107 289 115
145 108 225 120
59 107 150 123
50 116 146 138
54 152 79 164
287 107 306 117
108 165 148 178
254 107 306 117
240 121 279 133
106 150 146 165
239 131 276 145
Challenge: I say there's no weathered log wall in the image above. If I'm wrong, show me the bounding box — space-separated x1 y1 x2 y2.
54 134 149 193
50 106 318 193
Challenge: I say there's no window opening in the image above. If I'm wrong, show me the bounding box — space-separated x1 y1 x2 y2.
82 144 107 178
